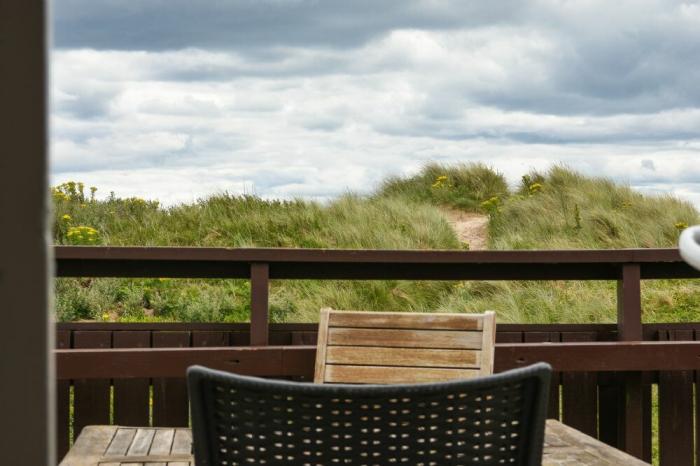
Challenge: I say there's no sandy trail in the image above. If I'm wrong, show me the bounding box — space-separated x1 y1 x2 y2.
441 209 489 250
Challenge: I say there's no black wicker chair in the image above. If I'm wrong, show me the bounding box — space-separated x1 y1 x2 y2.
187 363 551 466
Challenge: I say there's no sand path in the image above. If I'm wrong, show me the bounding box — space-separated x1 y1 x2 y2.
440 209 489 250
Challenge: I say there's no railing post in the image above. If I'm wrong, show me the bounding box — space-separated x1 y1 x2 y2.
617 263 644 459
250 263 270 346
618 264 642 340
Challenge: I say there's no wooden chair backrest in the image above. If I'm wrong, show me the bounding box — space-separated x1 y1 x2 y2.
314 309 496 384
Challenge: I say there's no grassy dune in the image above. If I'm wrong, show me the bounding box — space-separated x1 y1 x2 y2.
491 167 697 250
52 166 700 323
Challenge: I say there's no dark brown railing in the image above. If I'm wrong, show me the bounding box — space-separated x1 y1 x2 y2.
54 246 700 465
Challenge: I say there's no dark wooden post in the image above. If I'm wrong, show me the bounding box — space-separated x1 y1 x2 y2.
0 1 52 465
250 263 270 346
617 263 644 459
618 264 642 340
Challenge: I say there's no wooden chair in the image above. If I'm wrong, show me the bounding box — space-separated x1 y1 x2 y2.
314 308 496 384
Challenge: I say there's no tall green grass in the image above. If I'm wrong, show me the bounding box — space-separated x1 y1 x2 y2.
53 184 459 322
490 166 697 249
52 166 700 324
377 162 509 211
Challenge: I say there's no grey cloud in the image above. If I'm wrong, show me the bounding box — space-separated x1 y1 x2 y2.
642 159 656 171
550 35 700 114
370 112 700 145
57 93 111 119
52 0 523 51
53 86 118 119
51 126 249 173
301 118 345 132
53 1 700 116
468 33 700 115
631 170 700 185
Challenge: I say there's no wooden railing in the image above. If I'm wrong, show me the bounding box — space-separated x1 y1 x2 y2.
54 246 700 464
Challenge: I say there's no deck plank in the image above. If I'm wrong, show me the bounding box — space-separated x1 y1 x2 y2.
104 428 136 456
127 429 156 456
543 419 650 465
150 429 175 456
59 425 116 465
170 429 192 455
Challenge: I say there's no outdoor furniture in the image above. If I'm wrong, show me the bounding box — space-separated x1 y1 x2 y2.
680 225 700 270
186 363 550 465
59 420 652 466
314 308 496 384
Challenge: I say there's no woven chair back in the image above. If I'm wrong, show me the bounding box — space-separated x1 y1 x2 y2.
188 363 551 466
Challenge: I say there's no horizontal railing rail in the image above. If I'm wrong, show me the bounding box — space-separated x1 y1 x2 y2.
56 246 699 280
55 341 700 379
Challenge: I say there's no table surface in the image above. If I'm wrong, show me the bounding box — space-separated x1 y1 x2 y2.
60 419 650 466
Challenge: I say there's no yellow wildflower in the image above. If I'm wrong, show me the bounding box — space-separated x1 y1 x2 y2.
432 175 449 189
66 225 101 245
61 214 71 222
529 183 543 195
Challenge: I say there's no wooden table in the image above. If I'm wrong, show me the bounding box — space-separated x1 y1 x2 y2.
60 419 650 466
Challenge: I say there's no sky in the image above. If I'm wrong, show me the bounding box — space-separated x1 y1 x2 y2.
51 0 700 207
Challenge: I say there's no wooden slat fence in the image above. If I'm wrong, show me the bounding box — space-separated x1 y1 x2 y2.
55 322 700 465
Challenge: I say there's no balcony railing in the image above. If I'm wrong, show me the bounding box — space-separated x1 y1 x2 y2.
54 246 700 464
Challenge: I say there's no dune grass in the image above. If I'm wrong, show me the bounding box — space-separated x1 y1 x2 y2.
377 162 509 211
52 166 700 324
491 166 697 250
53 182 459 322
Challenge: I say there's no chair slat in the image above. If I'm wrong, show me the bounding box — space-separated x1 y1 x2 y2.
324 364 481 384
328 311 483 330
328 327 483 349
326 346 481 368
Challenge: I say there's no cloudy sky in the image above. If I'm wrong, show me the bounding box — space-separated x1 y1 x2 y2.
51 0 700 207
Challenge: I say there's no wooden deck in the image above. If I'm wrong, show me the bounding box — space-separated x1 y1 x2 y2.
544 420 650 465
60 419 649 466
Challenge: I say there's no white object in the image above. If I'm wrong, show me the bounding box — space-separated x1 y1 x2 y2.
679 225 700 271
